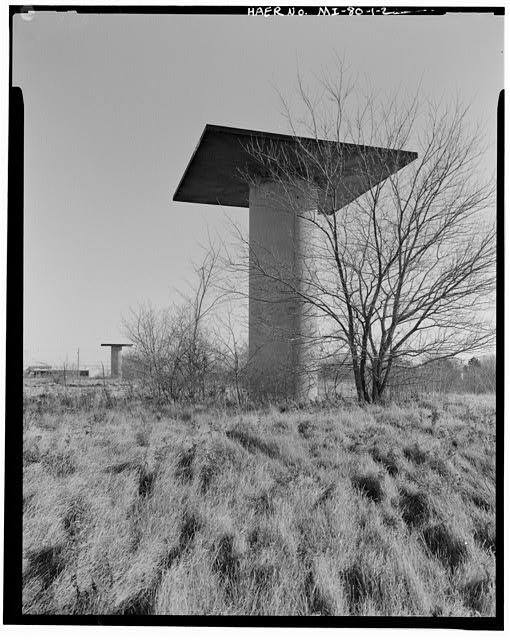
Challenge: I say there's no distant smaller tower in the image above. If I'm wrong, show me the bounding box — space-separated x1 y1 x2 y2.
100 343 133 379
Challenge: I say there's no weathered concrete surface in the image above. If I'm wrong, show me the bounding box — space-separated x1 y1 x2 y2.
110 346 122 379
248 182 319 401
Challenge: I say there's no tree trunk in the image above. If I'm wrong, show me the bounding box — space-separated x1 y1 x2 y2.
351 351 368 404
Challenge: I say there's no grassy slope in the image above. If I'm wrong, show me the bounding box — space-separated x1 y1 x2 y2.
22 391 496 616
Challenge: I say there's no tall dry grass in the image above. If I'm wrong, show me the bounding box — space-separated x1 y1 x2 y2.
22 389 496 616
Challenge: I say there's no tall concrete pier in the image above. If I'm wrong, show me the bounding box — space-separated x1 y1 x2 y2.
101 343 132 379
174 124 416 400
248 181 319 398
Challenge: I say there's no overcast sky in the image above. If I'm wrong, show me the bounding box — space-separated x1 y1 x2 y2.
14 9 503 372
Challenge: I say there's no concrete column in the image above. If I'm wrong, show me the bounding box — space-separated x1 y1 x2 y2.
248 182 319 401
101 343 132 380
111 346 122 379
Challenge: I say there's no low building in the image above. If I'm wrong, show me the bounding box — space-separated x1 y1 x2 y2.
24 366 89 378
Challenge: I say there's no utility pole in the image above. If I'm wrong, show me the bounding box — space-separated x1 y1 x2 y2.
77 348 80 378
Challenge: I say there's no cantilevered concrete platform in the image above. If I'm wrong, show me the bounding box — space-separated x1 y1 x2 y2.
101 343 133 379
174 124 417 400
174 124 416 208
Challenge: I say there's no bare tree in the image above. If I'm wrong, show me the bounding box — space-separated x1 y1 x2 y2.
212 309 249 407
231 62 496 403
123 242 228 402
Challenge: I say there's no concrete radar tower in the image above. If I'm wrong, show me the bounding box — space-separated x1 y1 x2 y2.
101 343 133 379
173 125 416 400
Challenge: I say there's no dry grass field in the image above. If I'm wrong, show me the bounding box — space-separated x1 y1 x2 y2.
22 386 496 616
